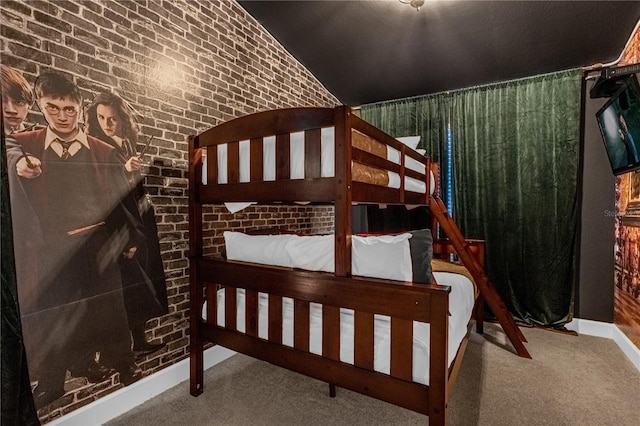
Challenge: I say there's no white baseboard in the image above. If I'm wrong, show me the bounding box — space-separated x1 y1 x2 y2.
565 318 640 371
47 345 236 426
47 318 640 425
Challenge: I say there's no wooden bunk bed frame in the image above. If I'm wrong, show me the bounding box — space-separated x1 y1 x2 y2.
188 106 529 425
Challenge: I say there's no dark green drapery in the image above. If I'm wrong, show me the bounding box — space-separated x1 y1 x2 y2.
361 69 582 326
359 93 449 163
1 131 40 424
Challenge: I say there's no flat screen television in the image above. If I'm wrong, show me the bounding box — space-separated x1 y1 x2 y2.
596 74 640 175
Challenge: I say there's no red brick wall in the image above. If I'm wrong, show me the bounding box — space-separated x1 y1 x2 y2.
0 0 339 422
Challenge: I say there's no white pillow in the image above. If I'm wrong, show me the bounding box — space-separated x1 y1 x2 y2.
352 233 413 281
225 232 414 282
396 136 421 150
224 231 295 268
285 234 334 273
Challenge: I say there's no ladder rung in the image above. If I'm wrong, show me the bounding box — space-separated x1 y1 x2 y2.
429 195 530 358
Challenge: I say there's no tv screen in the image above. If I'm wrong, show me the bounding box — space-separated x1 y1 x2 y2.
596 74 640 175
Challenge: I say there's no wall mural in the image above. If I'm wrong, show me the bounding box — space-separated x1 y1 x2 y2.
3 65 168 410
613 24 640 351
615 171 640 349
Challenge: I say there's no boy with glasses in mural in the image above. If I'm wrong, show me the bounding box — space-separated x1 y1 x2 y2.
7 71 142 409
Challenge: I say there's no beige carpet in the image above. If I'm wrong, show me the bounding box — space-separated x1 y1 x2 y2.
106 323 640 425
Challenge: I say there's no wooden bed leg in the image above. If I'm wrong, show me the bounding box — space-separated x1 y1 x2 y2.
429 403 447 426
190 341 204 396
189 284 204 397
189 272 204 396
329 384 336 398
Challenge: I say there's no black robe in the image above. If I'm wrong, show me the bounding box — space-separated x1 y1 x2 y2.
104 137 168 329
7 129 137 394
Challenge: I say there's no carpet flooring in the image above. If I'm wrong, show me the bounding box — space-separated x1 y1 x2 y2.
106 323 640 425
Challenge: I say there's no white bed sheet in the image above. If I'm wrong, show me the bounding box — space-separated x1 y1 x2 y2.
202 271 474 386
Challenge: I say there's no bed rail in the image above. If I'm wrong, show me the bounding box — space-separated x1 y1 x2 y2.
190 257 451 418
190 106 432 206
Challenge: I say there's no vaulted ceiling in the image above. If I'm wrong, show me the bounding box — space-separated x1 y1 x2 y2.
239 1 640 106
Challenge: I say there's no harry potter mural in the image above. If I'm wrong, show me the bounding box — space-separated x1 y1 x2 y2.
2 65 168 410
0 2 344 423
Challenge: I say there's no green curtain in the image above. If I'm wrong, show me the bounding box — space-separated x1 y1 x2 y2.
360 69 582 326
451 70 582 326
361 94 449 163
1 133 40 424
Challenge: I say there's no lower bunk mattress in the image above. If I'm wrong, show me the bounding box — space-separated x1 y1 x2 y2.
201 270 474 386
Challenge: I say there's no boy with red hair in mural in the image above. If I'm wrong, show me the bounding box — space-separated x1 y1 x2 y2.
1 64 34 135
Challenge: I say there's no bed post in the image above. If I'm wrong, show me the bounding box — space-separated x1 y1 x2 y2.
430 162 441 236
429 290 449 425
333 106 353 277
188 134 204 396
327 106 353 397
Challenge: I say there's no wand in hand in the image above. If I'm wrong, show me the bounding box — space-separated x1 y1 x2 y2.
19 144 36 169
138 135 154 157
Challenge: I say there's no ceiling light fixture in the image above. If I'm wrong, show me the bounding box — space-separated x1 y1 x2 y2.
400 0 425 11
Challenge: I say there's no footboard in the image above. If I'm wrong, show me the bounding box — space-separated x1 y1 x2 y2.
190 257 451 421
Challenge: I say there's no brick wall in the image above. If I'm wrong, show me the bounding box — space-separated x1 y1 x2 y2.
202 205 335 257
0 0 339 422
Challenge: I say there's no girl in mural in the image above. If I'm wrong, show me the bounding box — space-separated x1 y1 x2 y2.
86 92 169 356
6 71 141 409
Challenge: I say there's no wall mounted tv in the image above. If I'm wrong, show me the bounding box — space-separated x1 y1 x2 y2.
596 73 640 175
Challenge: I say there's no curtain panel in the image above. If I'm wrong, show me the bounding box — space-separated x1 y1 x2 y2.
451 70 582 326
360 94 449 163
360 69 582 326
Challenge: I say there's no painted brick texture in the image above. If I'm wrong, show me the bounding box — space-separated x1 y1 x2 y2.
1 0 339 422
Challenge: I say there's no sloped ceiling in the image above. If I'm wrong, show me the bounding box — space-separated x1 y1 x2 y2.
239 1 640 106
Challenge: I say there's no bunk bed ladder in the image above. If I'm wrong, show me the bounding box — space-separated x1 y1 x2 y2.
430 195 531 359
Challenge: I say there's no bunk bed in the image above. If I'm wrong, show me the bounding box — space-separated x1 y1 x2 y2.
188 106 528 425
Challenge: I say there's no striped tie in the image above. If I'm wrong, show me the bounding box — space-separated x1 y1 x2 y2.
123 138 134 158
58 140 74 159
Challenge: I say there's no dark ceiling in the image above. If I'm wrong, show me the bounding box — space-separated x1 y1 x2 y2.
239 1 640 106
